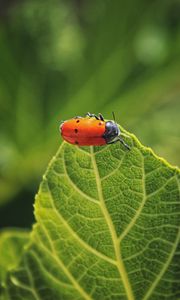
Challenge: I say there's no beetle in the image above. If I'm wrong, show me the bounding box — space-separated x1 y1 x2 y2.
60 112 130 150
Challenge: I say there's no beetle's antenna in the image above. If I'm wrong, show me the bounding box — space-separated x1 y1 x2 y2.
112 111 116 122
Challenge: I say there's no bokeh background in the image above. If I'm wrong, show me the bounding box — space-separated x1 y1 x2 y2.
0 0 180 229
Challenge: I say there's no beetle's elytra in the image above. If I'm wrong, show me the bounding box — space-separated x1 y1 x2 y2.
60 112 130 150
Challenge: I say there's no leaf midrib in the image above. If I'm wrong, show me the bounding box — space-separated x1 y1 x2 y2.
90 146 135 300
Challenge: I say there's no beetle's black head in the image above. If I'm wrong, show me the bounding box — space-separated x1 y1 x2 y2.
103 121 120 143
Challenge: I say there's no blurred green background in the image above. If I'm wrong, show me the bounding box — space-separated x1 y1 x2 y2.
0 0 180 228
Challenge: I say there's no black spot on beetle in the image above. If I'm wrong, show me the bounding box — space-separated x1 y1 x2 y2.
76 120 80 123
99 122 103 125
75 141 79 144
75 129 78 133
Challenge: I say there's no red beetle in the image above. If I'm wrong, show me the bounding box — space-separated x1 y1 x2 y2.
60 112 130 150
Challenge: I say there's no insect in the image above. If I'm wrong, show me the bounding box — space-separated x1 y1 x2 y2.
60 112 130 150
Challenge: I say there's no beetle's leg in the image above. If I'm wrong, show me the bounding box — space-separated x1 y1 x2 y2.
119 137 131 150
74 116 82 119
108 137 130 150
86 112 99 120
86 112 92 117
98 113 104 121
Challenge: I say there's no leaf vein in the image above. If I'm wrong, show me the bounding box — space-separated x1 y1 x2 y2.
118 154 146 242
44 179 117 265
37 217 93 300
101 152 126 181
143 228 180 300
62 150 99 204
90 146 135 300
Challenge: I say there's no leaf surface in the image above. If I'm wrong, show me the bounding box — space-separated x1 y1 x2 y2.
4 130 180 300
0 229 29 300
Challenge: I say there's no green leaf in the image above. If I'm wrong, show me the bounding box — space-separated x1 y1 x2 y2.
0 229 29 299
4 129 180 300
